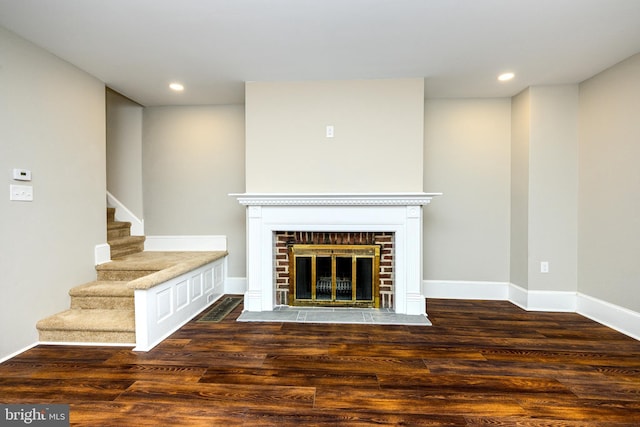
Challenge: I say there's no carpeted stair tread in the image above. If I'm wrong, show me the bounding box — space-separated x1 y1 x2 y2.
69 280 134 309
109 235 145 259
96 269 158 281
111 247 145 259
95 251 225 281
107 221 132 239
37 309 134 333
108 235 145 247
107 220 131 230
97 251 213 271
69 281 133 297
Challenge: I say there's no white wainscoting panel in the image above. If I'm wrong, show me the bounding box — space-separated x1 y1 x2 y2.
192 273 203 301
156 287 173 322
133 258 226 351
204 269 213 293
214 262 225 292
176 281 189 311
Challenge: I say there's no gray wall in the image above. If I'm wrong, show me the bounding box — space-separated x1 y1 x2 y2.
510 86 579 293
0 27 106 360
106 89 144 219
142 105 246 276
528 86 579 292
510 89 530 289
578 53 640 313
423 98 511 282
142 97 515 285
245 79 425 193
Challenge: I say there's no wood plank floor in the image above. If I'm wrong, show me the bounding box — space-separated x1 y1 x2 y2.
1 298 639 426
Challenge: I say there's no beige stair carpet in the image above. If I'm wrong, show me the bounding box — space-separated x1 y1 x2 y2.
37 207 222 346
37 309 135 344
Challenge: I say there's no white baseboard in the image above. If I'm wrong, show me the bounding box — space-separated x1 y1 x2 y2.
508 283 576 312
39 341 135 347
94 243 111 265
225 277 247 295
508 283 528 309
525 290 577 312
577 293 640 341
0 342 38 364
144 235 227 251
424 279 639 341
423 280 509 300
107 191 144 236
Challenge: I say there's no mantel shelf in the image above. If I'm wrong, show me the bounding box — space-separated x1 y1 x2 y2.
231 192 442 206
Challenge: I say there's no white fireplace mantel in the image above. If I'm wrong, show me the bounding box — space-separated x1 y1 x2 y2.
234 192 440 206
231 192 441 316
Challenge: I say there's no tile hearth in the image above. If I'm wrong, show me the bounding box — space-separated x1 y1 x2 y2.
237 306 431 326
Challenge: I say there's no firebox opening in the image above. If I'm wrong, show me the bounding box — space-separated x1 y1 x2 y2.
274 231 394 309
289 244 380 308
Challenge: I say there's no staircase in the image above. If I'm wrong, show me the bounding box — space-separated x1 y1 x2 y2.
107 207 145 258
36 208 147 345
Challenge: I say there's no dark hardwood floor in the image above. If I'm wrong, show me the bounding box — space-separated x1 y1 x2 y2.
2 298 640 426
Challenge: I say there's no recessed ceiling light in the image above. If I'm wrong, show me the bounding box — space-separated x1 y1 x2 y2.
498 72 515 82
169 82 184 91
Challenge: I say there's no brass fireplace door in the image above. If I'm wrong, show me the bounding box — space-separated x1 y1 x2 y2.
289 244 380 308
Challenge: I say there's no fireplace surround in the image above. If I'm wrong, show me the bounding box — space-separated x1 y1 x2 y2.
232 193 440 316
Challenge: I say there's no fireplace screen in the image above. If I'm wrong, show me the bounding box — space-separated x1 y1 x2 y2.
289 244 380 307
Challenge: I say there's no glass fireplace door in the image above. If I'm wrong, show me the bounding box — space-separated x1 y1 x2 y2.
289 244 380 308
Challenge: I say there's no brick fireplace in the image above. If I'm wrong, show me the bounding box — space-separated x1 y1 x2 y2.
232 193 439 316
274 231 394 307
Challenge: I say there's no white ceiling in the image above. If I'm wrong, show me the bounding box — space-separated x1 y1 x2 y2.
1 0 639 106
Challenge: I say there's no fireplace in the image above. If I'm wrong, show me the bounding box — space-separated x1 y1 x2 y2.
232 193 440 316
290 243 380 307
274 231 394 308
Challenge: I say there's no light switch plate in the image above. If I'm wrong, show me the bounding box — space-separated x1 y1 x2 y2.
10 184 33 201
